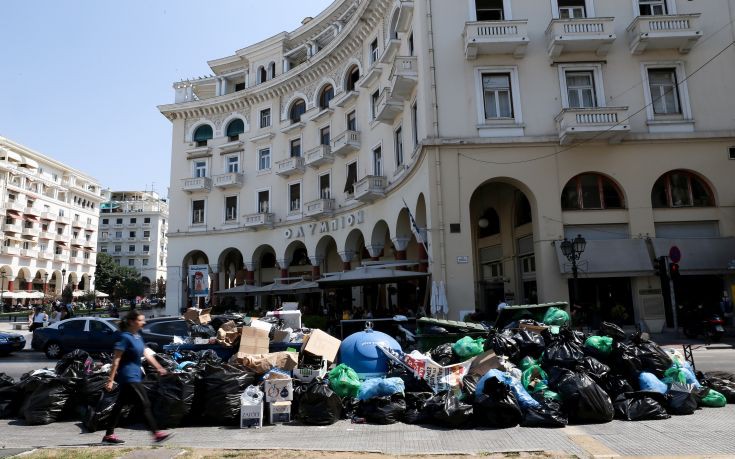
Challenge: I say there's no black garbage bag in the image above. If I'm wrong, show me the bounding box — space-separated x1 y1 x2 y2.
630 332 672 378
488 330 520 361
429 343 455 366
341 397 360 420
473 376 523 428
614 391 670 421
0 385 23 418
666 382 699 415
599 322 627 342
698 374 735 403
55 349 93 379
423 391 473 428
296 379 342 425
512 330 545 359
462 374 478 402
22 378 74 425
152 372 196 428
196 349 222 365
599 374 634 401
143 353 178 376
609 343 643 379
190 324 216 339
199 363 255 425
580 356 611 383
387 361 433 393
0 373 15 389
83 386 123 432
549 368 614 424
542 329 585 370
404 392 433 424
358 393 406 425
521 399 568 428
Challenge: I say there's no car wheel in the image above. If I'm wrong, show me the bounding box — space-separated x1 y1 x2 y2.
45 342 63 359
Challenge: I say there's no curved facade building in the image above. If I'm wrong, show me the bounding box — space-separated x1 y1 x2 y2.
160 0 735 330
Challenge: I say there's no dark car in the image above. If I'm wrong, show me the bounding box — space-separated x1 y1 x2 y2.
139 317 189 348
31 317 121 359
0 331 26 356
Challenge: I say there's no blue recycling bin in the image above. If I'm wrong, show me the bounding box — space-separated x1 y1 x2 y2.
338 327 402 379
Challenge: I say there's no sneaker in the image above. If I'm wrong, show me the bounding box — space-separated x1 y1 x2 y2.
153 431 174 443
102 434 125 444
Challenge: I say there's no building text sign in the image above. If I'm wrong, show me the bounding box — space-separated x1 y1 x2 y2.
284 210 364 240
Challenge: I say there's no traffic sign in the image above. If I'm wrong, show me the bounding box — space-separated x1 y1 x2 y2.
669 246 681 264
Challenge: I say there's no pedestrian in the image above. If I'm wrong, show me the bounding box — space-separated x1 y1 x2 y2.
29 307 48 332
50 305 63 324
65 302 75 318
102 310 173 445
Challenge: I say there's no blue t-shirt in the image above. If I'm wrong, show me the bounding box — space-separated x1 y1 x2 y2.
114 331 145 383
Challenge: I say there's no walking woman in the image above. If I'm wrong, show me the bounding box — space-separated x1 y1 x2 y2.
102 310 173 444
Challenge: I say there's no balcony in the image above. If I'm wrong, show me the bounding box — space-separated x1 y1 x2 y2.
546 18 616 58
22 227 40 237
85 222 96 231
379 38 401 65
6 201 25 212
213 172 244 189
40 211 56 220
358 65 383 89
72 220 84 229
389 56 418 99
555 107 630 145
304 198 336 219
181 177 212 193
142 223 152 229
24 206 40 216
243 212 275 229
330 90 359 109
39 251 54 260
275 156 305 177
375 89 404 123
39 231 55 240
54 253 69 262
4 223 22 233
1 246 20 256
54 233 68 241
56 215 70 225
185 144 212 160
20 248 39 258
464 20 529 59
331 130 361 157
627 14 702 55
70 254 85 264
353 175 387 202
305 145 334 168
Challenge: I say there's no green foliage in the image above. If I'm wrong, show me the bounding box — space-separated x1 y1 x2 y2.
61 284 74 304
95 252 144 300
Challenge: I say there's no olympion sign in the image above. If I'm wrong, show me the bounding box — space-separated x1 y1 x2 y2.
284 210 365 240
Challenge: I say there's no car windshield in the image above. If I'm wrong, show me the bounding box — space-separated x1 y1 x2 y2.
104 319 122 329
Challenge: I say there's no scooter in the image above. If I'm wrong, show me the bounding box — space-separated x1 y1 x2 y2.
682 305 725 343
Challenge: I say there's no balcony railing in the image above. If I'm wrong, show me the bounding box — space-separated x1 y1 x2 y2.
1 246 21 256
464 20 529 59
6 201 25 212
545 17 616 57
40 211 55 220
84 222 96 231
24 206 40 216
39 251 54 260
304 198 336 219
627 14 702 54
389 56 418 99
72 220 84 228
181 177 212 193
39 231 55 240
70 255 85 264
54 253 70 262
375 89 404 122
331 130 360 157
554 107 630 145
305 145 335 168
243 212 275 229
353 175 387 202
213 172 245 189
20 248 40 258
275 156 305 177
22 227 40 237
4 223 23 233
394 0 414 34
56 215 71 225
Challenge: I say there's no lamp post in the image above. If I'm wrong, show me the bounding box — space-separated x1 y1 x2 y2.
560 234 587 309
0 271 6 313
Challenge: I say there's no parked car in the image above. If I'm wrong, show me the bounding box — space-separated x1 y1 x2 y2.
0 331 26 356
31 317 121 359
139 316 189 348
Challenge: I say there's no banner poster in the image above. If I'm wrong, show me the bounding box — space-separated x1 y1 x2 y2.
188 264 209 297
378 344 473 393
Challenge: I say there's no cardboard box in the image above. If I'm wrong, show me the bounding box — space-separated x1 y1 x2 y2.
238 326 270 356
184 307 212 325
468 350 501 378
264 373 294 402
272 329 291 343
266 310 302 330
267 401 291 424
232 351 299 374
240 401 263 428
301 329 341 363
293 359 329 383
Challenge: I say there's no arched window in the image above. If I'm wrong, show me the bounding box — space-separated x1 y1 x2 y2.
477 208 500 238
268 62 276 79
258 66 267 84
346 65 360 92
193 125 213 147
289 99 306 123
319 84 334 109
225 119 245 141
562 174 624 210
651 170 714 208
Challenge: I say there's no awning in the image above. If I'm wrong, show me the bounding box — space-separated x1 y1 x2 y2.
20 156 39 170
7 210 22 218
651 237 735 275
554 239 654 278
317 267 429 287
248 279 321 296
24 215 39 222
216 284 258 295
55 241 67 247
0 149 22 163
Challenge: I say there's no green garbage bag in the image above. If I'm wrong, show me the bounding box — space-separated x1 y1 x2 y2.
452 336 486 359
701 389 727 407
519 356 537 372
662 366 687 385
521 365 548 392
327 364 361 399
542 307 570 326
584 336 613 356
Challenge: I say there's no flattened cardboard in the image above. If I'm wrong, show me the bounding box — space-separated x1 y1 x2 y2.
238 326 269 356
468 350 500 377
232 351 299 374
184 307 212 325
301 329 341 363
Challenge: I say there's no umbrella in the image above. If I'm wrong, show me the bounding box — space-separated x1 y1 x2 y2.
216 284 258 295
28 291 45 299
12 291 31 299
248 279 320 296
94 290 110 298
317 266 429 287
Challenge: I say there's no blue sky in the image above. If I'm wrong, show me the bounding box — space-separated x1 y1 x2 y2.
0 0 333 196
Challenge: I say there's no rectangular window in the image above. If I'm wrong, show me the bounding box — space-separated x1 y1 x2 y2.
411 102 418 147
476 0 505 21
558 0 586 18
129 231 136 237
345 162 358 195
128 259 135 267
116 218 122 224
260 108 271 128
289 183 301 212
482 73 513 118
394 127 404 167
290 138 301 158
227 155 240 173
373 147 383 176
101 246 108 253
319 173 331 199
347 111 357 131
371 90 380 119
639 0 667 16
258 148 271 171
143 230 150 237
194 160 207 178
648 68 681 115
130 218 136 224
408 33 415 56
143 217 151 224
225 196 238 221
369 38 379 64
143 244 150 253
257 190 270 213
320 126 331 146
115 231 122 238
142 259 149 266
192 200 205 224
114 245 121 253
102 218 109 224
128 245 135 252
566 71 597 108
100 231 107 238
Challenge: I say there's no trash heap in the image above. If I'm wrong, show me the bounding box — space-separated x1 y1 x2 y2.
0 306 733 430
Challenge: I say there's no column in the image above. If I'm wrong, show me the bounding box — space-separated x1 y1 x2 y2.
210 269 219 306
366 244 384 262
73 283 78 291
277 260 290 283
244 263 257 285
215 78 222 97
26 282 32 292
339 251 355 271
235 269 246 286
417 228 428 272
311 256 323 280
7 280 13 292
392 236 411 261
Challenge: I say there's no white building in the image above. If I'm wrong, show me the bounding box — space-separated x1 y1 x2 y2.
159 0 735 330
97 191 169 296
0 136 104 305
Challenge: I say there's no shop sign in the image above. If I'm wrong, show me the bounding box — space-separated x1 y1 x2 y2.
456 256 469 264
284 210 364 240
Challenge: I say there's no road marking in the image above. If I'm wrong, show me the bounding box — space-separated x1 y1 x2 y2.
564 426 620 458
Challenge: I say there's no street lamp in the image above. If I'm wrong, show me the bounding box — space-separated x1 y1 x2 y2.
560 234 586 309
0 271 6 314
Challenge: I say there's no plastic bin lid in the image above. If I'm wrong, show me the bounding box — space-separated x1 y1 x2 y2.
338 328 402 377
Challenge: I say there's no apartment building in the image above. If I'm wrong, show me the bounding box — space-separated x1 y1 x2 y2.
159 0 735 330
0 136 103 305
98 191 168 295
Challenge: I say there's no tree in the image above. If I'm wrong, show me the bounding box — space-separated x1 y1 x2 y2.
95 253 145 301
61 284 74 304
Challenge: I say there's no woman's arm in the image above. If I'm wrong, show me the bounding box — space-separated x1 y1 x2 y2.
105 350 123 391
143 348 168 376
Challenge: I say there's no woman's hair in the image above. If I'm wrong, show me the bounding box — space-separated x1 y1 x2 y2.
120 309 143 332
